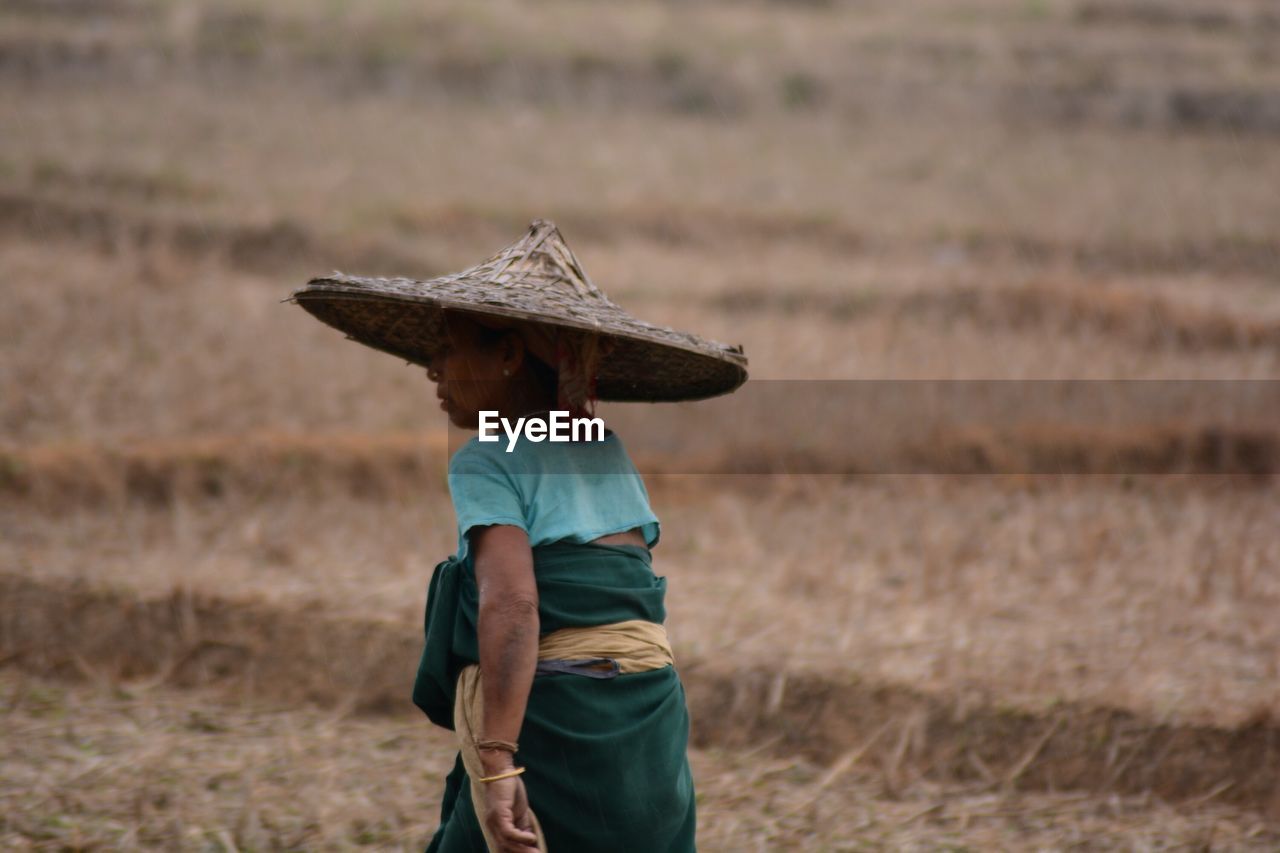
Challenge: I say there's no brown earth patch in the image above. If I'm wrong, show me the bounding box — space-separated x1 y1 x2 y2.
1006 82 1280 136
1 427 1275 511
684 666 1280 819
1073 1 1280 34
716 283 1280 354
0 29 745 117
5 189 1280 284
0 190 429 277
2 0 147 18
6 671 1275 850
3 572 1278 818
0 432 450 509
6 13 1280 136
917 423 1277 480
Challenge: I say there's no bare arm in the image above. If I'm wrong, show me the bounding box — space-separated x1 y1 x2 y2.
470 524 540 850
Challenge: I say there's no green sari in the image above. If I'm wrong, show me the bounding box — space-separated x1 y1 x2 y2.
414 542 697 852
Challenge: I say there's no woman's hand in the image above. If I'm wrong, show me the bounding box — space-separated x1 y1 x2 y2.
482 774 539 851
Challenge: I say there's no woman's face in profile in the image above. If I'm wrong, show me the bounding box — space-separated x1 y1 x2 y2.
427 315 513 430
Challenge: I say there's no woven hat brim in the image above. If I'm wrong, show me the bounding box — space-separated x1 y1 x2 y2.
291 278 748 403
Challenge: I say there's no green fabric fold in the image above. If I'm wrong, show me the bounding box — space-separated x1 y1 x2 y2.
414 542 696 853
412 542 667 728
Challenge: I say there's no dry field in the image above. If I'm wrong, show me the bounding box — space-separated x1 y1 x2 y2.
3 0 1280 848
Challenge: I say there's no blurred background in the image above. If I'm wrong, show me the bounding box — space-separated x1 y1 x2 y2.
3 0 1279 848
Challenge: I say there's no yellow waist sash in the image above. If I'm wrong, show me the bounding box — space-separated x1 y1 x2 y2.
536 619 674 674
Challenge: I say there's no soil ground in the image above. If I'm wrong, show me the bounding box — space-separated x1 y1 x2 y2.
4 0 1280 847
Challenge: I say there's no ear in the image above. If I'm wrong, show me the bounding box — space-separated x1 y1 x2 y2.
498 331 526 374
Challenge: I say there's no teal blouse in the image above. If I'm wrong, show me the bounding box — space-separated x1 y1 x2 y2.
447 429 661 563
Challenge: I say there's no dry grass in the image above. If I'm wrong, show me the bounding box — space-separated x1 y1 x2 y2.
3 230 1278 444
7 561 1280 818
7 0 1280 269
5 0 1280 843
3 671 1279 851
7 80 1280 262
5 476 1278 728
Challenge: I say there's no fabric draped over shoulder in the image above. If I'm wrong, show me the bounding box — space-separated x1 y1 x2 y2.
413 542 696 853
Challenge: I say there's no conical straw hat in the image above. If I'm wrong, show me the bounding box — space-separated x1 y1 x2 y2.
289 219 748 402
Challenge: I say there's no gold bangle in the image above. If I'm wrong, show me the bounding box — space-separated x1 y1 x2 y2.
475 739 519 754
477 766 526 784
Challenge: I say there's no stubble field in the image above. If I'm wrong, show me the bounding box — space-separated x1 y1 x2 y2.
3 0 1280 848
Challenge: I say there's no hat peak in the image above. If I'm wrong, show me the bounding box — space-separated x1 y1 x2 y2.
490 217 603 301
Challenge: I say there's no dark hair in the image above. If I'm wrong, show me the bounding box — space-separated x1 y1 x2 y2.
463 315 559 400
524 350 559 399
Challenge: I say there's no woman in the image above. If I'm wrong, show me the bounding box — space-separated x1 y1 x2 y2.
419 310 691 851
289 221 747 852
